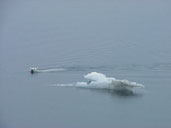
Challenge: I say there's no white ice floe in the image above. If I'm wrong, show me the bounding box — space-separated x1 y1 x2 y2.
57 72 144 90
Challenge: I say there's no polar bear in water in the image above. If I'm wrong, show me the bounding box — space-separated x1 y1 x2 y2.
30 67 38 74
30 67 66 74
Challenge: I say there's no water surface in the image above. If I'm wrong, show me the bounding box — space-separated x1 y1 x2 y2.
1 0 171 128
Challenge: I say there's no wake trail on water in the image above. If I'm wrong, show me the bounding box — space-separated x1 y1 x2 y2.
54 72 144 90
30 67 66 73
36 68 66 72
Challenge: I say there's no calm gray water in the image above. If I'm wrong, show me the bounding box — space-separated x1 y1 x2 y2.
1 0 171 128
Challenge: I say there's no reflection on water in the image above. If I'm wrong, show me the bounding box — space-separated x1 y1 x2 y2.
77 88 143 98
107 89 143 97
108 89 135 96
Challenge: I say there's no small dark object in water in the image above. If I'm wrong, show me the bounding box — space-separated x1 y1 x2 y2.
30 69 34 74
87 80 91 84
30 68 37 74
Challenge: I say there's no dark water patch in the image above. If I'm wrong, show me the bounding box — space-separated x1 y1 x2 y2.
76 87 143 98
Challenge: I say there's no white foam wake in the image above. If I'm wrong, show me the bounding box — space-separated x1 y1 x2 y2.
30 67 66 73
37 68 66 72
57 72 144 90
